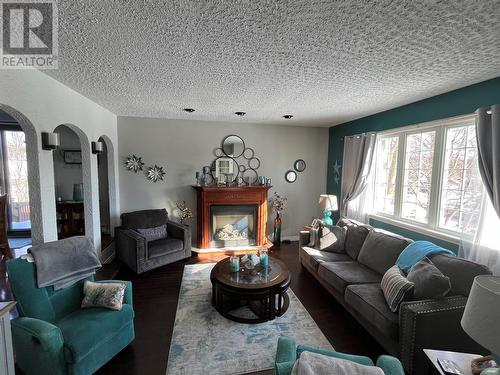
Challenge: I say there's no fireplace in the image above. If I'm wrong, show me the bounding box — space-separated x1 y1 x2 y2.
193 185 271 249
210 205 257 247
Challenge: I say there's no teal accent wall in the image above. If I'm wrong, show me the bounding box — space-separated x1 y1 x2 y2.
369 219 459 253
328 76 500 244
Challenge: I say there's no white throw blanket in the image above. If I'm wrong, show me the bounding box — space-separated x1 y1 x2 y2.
291 351 384 375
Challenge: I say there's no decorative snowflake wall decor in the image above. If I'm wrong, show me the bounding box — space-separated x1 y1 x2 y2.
147 165 166 182
125 155 144 173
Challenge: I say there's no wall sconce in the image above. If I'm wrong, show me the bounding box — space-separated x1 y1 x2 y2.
41 132 60 150
92 141 103 154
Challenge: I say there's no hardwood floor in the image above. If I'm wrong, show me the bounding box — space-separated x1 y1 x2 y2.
0 242 384 375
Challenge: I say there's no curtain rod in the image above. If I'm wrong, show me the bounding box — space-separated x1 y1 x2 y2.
341 132 376 141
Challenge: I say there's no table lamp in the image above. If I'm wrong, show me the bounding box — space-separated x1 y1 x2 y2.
461 275 500 374
318 194 338 225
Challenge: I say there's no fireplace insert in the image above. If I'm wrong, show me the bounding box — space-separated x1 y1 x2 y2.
210 204 257 247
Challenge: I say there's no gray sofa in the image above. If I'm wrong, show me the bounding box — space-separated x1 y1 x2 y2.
299 218 491 375
116 208 191 274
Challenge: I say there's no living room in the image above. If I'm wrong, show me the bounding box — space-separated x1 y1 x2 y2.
0 1 500 375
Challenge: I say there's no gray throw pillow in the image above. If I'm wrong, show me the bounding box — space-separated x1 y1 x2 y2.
136 224 167 241
381 265 414 312
316 224 347 253
406 257 451 300
357 229 412 275
337 218 372 259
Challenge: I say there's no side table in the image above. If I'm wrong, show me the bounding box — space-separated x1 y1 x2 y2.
0 301 16 375
424 349 482 375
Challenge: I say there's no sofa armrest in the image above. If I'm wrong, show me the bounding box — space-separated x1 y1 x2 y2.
399 296 486 375
376 355 405 375
275 337 297 375
167 220 192 257
99 280 133 306
117 227 146 242
116 227 147 268
299 230 310 249
167 220 188 239
11 317 64 352
11 317 67 375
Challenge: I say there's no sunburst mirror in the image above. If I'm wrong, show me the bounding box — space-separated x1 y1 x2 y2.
125 155 144 173
147 165 166 182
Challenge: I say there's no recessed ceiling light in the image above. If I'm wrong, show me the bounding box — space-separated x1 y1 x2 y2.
234 111 246 117
183 108 195 113
282 114 293 119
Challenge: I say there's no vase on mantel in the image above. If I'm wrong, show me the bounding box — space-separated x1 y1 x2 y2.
273 212 282 247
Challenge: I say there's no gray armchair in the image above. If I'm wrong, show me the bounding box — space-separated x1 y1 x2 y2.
116 208 191 274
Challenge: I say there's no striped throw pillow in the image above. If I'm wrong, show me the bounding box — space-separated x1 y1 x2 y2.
381 265 414 312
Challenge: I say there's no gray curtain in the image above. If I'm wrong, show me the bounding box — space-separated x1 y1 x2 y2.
340 132 377 216
476 104 500 218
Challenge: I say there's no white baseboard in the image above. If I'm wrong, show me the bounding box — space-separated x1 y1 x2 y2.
281 235 299 242
100 242 116 264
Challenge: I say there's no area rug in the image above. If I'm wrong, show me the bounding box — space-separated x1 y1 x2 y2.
166 263 332 375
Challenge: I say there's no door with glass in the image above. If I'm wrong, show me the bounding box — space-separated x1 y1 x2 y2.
0 129 31 234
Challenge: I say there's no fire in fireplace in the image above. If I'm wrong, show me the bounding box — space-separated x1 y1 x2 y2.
210 205 257 247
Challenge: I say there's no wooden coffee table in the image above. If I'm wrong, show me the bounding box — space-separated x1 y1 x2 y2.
210 257 291 324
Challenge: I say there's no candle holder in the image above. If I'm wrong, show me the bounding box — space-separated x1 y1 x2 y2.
229 255 240 273
259 248 269 268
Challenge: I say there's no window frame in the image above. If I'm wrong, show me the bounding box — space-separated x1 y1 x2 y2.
370 114 478 243
372 134 400 215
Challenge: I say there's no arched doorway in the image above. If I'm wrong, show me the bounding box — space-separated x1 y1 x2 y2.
0 104 43 248
53 124 90 240
0 109 32 256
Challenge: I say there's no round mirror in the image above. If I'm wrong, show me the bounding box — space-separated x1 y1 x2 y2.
238 164 246 173
248 157 261 170
285 170 297 183
242 168 258 185
243 147 254 160
294 159 306 172
222 135 245 158
211 157 239 183
214 147 224 157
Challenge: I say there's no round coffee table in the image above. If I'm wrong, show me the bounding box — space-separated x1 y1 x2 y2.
210 257 291 324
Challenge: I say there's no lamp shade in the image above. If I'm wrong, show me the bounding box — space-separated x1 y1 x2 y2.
319 194 338 212
461 276 500 356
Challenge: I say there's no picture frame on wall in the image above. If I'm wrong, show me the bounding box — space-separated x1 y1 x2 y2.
64 150 82 164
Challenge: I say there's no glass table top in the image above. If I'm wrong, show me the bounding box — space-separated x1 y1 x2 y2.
217 257 285 286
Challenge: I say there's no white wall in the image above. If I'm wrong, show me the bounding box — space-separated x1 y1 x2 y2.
0 69 119 256
118 116 329 241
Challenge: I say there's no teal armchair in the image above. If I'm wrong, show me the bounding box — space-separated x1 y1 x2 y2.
7 258 135 375
275 337 404 375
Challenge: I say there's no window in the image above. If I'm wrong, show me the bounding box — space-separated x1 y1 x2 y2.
401 131 435 223
439 125 482 234
372 115 483 238
374 136 399 215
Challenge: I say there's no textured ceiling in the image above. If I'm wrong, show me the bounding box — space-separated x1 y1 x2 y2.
46 1 500 127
